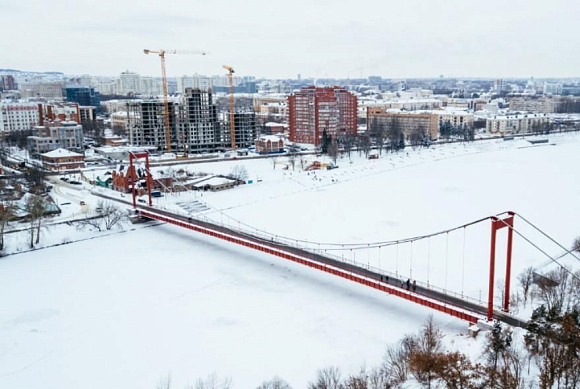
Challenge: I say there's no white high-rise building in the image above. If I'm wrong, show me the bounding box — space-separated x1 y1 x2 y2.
177 75 195 93
0 102 40 133
543 83 563 95
140 77 162 96
119 71 141 95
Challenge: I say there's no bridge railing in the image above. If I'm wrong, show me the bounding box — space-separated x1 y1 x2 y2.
185 212 502 311
155 206 502 312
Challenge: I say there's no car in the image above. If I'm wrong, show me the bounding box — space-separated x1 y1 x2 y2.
60 202 71 206
61 177 69 182
69 181 82 185
80 201 86 206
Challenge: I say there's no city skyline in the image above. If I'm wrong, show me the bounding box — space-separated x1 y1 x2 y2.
1 0 579 80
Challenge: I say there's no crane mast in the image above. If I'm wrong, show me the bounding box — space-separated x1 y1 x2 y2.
144 49 209 154
223 65 236 150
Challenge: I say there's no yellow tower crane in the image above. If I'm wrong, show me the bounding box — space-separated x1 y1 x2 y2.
144 49 209 154
222 65 236 150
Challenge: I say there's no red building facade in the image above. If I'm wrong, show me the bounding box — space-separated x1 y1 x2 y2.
288 86 357 145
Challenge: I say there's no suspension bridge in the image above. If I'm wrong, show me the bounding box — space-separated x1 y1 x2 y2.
97 152 580 328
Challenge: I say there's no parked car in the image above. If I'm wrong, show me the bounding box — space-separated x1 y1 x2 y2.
80 201 86 205
69 181 82 185
138 198 146 203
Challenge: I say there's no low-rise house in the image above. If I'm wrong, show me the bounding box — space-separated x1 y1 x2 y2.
41 148 85 171
255 135 284 154
192 176 240 192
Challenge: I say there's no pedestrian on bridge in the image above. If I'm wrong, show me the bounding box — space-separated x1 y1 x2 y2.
406 278 410 290
413 280 417 291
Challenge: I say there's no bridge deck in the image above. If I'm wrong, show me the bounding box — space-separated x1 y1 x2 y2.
137 207 527 328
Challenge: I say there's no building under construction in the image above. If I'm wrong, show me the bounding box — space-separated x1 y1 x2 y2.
125 89 257 153
178 88 221 154
126 100 177 151
221 111 257 149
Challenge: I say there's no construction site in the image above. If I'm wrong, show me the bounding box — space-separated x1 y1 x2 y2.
128 52 258 155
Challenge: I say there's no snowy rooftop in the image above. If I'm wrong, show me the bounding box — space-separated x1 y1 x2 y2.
41 148 83 158
192 176 236 188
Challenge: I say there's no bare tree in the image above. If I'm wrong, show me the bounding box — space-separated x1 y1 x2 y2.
536 268 569 315
156 373 171 389
97 200 126 231
25 167 47 193
407 316 444 389
26 195 45 248
379 342 409 388
342 367 369 389
517 266 535 307
341 132 355 161
0 202 17 253
76 214 103 232
308 366 342 389
327 137 339 165
192 373 232 389
287 143 299 171
358 135 372 158
573 236 580 253
369 118 386 155
257 376 292 389
229 165 249 181
409 125 427 148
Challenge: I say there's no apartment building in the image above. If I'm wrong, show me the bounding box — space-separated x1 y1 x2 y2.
19 82 64 100
222 112 258 149
39 102 80 124
508 96 556 113
27 121 84 155
0 102 40 132
0 75 17 91
178 88 221 154
485 113 549 135
367 107 439 140
288 86 357 144
126 100 178 150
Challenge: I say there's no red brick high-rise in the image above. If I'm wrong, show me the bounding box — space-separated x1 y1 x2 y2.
288 86 357 145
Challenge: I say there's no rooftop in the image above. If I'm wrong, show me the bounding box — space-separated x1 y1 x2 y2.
41 148 83 158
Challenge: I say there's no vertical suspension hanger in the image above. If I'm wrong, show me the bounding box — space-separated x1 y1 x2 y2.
445 232 449 292
427 236 431 286
461 227 466 297
396 241 399 276
410 240 413 279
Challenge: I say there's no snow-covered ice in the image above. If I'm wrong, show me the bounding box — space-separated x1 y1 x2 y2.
0 224 467 388
1 132 580 388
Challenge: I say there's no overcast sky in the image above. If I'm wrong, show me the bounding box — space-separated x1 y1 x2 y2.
1 0 579 79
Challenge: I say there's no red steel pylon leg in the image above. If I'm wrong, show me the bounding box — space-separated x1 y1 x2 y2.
503 212 515 312
488 218 497 321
